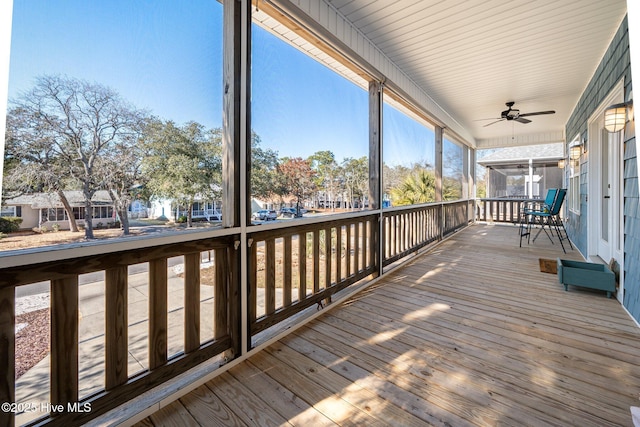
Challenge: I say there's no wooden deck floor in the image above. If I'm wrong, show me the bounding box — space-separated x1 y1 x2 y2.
135 224 640 427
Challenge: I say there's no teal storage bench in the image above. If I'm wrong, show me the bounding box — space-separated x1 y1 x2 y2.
557 258 616 298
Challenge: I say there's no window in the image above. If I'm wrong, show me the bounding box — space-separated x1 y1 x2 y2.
0 206 18 217
383 98 436 207
251 21 368 215
45 208 67 221
568 135 580 214
93 206 114 219
5 0 224 244
443 137 463 201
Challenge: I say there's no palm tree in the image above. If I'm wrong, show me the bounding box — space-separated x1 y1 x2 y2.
390 169 436 206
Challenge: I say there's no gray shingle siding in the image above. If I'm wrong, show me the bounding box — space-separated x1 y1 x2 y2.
565 15 640 322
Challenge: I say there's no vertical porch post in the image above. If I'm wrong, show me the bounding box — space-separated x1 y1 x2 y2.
369 80 383 276
435 126 444 238
223 0 250 355
435 126 443 202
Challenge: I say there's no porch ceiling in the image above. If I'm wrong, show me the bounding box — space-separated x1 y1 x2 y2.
325 0 627 147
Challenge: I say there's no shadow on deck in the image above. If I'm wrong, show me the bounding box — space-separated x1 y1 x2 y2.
134 224 640 427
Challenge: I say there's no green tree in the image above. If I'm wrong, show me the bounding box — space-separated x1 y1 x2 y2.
278 157 316 212
251 132 283 203
389 169 436 206
141 119 222 227
342 156 368 209
309 150 340 210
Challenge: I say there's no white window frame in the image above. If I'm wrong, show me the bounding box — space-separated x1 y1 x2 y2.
568 134 581 214
0 206 16 217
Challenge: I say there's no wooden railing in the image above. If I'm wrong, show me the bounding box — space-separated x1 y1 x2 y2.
0 232 240 427
382 200 470 267
248 213 378 340
0 201 475 426
474 198 543 224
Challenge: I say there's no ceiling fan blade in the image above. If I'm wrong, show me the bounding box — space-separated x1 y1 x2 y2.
515 117 532 124
483 119 505 127
474 117 501 121
518 110 555 117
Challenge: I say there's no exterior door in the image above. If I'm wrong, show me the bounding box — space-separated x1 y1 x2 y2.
588 79 625 303
597 129 622 262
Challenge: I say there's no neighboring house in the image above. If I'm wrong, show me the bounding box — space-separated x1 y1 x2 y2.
564 16 638 318
175 200 223 221
128 199 149 219
477 143 564 199
2 190 116 230
148 198 223 222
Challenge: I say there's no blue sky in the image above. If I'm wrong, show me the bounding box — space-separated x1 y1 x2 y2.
7 0 432 166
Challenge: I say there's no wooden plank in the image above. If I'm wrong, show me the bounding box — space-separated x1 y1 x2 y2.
149 399 198 427
105 266 128 389
149 258 167 370
265 238 276 315
335 225 342 282
248 351 387 427
329 299 632 425
0 286 14 427
214 248 228 339
206 372 289 426
266 340 431 427
313 229 320 293
345 224 352 277
283 235 292 307
228 358 336 426
184 253 201 353
325 226 332 289
250 239 257 322
51 276 79 406
179 384 245 426
299 232 307 301
354 221 360 273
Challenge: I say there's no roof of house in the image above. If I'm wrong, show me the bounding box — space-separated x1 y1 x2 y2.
477 143 564 166
4 190 113 208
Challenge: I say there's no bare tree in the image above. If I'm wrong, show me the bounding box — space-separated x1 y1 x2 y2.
4 106 80 231
8 75 146 238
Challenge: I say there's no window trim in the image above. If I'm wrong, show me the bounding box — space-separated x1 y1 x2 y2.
568 134 581 215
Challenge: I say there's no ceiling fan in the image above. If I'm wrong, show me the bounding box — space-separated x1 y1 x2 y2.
481 101 555 127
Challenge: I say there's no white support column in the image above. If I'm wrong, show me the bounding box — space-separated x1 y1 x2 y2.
528 158 534 198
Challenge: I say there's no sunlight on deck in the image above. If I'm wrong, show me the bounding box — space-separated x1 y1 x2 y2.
366 327 408 344
402 302 450 321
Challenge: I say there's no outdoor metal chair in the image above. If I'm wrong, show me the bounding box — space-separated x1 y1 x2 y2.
519 188 557 247
521 188 573 253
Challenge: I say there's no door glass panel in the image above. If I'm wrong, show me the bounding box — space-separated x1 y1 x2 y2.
600 130 609 242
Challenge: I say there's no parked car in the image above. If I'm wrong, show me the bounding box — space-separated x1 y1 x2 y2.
251 209 277 221
279 207 303 218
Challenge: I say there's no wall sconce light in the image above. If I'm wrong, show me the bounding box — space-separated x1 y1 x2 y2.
569 144 582 160
604 101 633 133
557 159 566 168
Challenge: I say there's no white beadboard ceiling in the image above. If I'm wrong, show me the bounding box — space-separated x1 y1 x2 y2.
262 0 628 148
326 0 628 146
